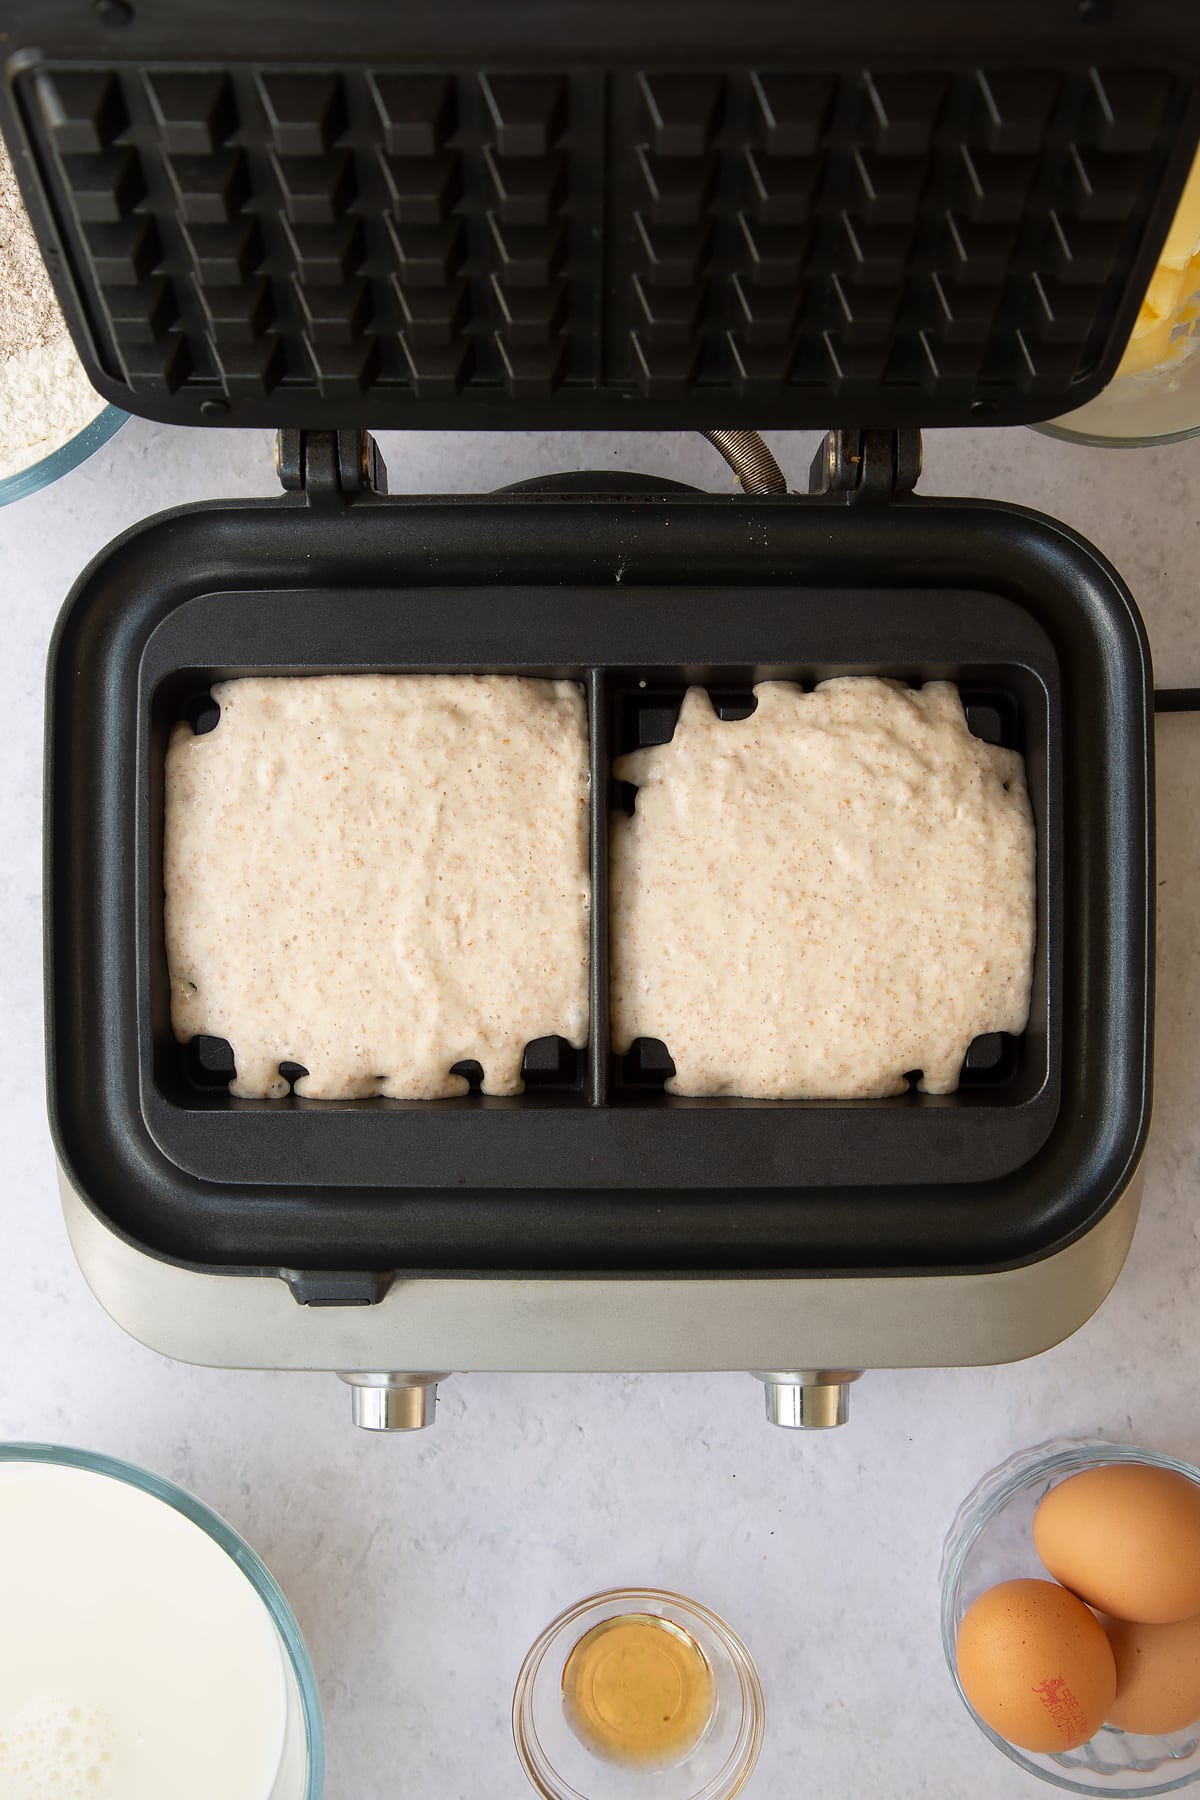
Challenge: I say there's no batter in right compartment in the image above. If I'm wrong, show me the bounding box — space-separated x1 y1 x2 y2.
610 676 1035 1099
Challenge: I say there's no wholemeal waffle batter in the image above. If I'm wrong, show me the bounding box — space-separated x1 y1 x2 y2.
0 132 105 481
164 674 590 1099
611 677 1035 1099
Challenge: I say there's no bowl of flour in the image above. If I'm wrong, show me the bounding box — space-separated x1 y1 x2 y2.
0 134 126 506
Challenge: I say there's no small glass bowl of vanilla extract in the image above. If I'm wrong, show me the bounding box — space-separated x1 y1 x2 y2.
513 1588 764 1800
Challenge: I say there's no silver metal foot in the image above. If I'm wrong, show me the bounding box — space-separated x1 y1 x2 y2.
750 1369 863 1429
337 1372 452 1431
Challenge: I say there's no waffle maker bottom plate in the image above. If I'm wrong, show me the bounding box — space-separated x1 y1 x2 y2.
45 455 1153 1378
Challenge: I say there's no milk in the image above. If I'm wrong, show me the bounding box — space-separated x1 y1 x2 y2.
0 1459 291 1800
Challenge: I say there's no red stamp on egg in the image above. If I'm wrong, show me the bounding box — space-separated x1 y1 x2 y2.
1032 1675 1090 1742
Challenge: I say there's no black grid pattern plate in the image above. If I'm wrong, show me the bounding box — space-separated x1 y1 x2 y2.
7 57 1199 428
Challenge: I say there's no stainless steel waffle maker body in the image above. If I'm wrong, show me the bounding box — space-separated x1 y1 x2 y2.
8 0 1190 1427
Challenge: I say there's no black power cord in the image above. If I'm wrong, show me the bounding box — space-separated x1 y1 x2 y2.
1155 689 1200 712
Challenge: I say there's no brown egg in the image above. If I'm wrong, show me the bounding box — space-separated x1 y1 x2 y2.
955 1579 1116 1753
1102 1611 1200 1736
1034 1464 1200 1625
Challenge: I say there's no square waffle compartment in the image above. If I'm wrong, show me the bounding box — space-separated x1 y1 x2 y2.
45 480 1156 1285
607 672 1044 1104
152 664 600 1116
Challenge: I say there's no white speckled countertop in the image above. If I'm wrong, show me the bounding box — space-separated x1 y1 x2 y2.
2 419 1199 1800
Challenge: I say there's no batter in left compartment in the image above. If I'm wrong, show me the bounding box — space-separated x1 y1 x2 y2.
163 674 591 1099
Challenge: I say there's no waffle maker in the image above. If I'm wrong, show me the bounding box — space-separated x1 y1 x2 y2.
10 0 1189 1430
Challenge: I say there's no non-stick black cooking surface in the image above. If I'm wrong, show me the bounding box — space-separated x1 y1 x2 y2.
45 488 1151 1277
4 0 1200 432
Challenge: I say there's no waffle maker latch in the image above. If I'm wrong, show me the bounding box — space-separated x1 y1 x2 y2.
276 428 389 504
807 428 923 503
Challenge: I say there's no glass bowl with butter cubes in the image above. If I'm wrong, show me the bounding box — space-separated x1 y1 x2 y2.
1040 149 1200 446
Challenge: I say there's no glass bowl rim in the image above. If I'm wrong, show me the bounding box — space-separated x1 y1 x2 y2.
1031 419 1200 450
0 1440 324 1798
940 1436 1200 1798
0 402 128 507
513 1585 765 1800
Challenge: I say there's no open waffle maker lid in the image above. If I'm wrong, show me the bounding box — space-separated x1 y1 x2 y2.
12 1 1186 1286
3 0 1200 431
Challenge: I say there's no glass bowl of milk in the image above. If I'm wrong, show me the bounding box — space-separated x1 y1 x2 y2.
0 1444 323 1800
